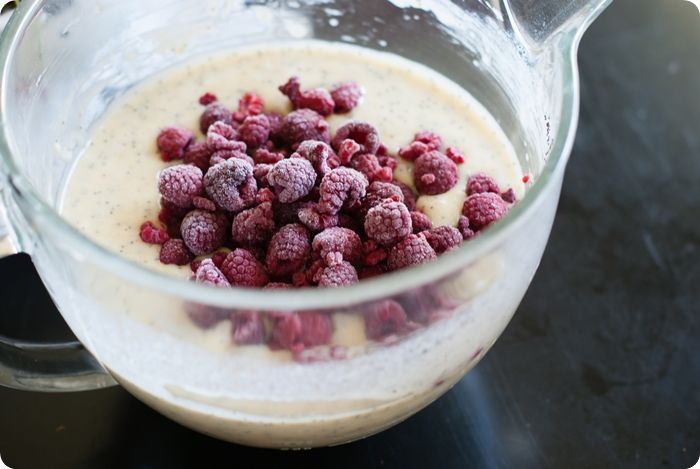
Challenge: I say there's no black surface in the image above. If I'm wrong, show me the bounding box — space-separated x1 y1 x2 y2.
1 0 699 468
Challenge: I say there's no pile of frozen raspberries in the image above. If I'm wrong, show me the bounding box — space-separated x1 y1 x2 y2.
139 77 517 353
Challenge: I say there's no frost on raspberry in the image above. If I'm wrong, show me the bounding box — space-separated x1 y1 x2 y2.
349 153 392 183
279 109 330 148
362 239 388 266
194 259 231 287
458 215 476 240
206 121 243 152
414 131 442 151
413 150 458 195
319 261 358 287
203 158 257 212
410 211 433 234
231 311 266 345
318 167 369 215
425 225 463 254
199 102 232 134
139 221 170 245
180 210 228 256
312 227 362 265
360 181 404 217
279 76 335 117
364 300 407 341
298 203 338 232
159 239 194 265
294 140 335 177
158 164 203 208
188 259 231 328
265 223 311 277
254 148 285 165
192 196 217 212
220 248 269 287
330 81 363 113
392 180 417 211
398 141 429 161
387 233 436 271
233 92 264 123
231 202 275 246
364 200 412 247
238 114 270 149
157 127 194 161
462 192 509 230
466 172 500 196
267 158 317 203
331 121 380 156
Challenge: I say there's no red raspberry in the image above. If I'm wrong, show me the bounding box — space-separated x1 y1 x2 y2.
330 82 363 113
319 261 358 287
158 164 203 208
377 153 398 171
180 210 228 256
294 140 335 177
206 121 242 152
159 239 194 265
198 92 218 106
238 114 270 149
268 312 333 351
194 258 231 287
364 200 412 246
414 131 442 151
158 199 190 238
410 211 433 233
392 181 417 211
335 139 361 165
211 250 229 268
364 300 407 341
265 112 284 139
264 282 293 289
231 202 275 246
298 204 338 232
203 158 257 212
298 312 334 347
254 147 285 165
445 146 465 164
267 158 317 203
462 192 509 230
209 149 253 167
265 223 311 277
414 151 458 195
387 234 436 271
331 121 380 156
362 239 388 266
199 102 232 134
157 127 194 161
233 92 265 123
360 181 404 217
312 227 362 264
139 221 170 245
466 172 500 196
279 109 330 148
183 142 212 172
192 196 217 212
255 187 276 204
318 167 369 215
220 248 269 287
253 163 273 188
278 76 301 101
398 141 429 161
457 215 475 240
187 306 229 330
231 311 266 345
349 153 392 183
278 76 334 117
425 225 463 253
358 265 387 279
500 188 517 204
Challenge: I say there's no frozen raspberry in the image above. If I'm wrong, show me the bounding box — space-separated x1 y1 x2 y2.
157 127 194 161
183 142 212 171
457 215 475 239
336 139 362 165
269 312 333 351
278 76 301 102
192 196 216 212
319 261 358 287
220 248 268 287
304 259 326 285
279 109 330 147
349 153 392 183
209 149 253 167
298 204 338 232
194 259 231 287
264 282 293 289
187 306 229 330
358 265 387 279
331 121 380 156
254 147 285 165
206 121 242 152
233 92 265 122
238 114 270 149
364 300 407 341
198 92 218 106
362 239 388 266
445 146 465 164
414 151 458 195
425 225 462 253
158 164 203 208
255 187 276 204
312 227 362 264
500 188 517 204
466 172 500 196
158 199 190 238
139 221 170 245
387 234 436 271
293 271 310 287
199 102 232 134
211 250 229 268
360 181 404 217
159 239 194 265
392 181 417 211
364 200 412 246
265 223 311 277
272 200 308 226
298 312 334 347
266 112 284 139
203 158 257 212
318 167 369 215
180 210 228 256
330 81 363 113
377 153 398 171
253 164 273 188
267 158 317 203
398 141 429 161
295 140 334 177
231 311 266 345
279 76 335 117
462 192 509 230
410 211 433 233
231 202 275 246
414 131 442 151
337 213 362 234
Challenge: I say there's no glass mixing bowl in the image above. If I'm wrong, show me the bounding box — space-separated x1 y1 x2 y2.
0 0 610 448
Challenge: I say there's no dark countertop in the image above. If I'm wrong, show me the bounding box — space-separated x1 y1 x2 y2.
0 0 698 467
